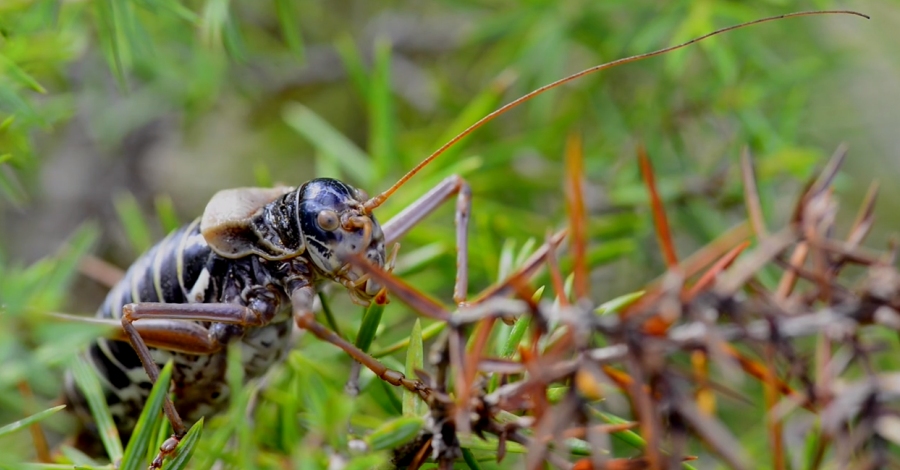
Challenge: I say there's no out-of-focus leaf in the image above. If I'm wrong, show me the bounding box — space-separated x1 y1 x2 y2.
222 14 246 61
0 405 65 438
200 0 229 50
226 343 255 469
364 416 423 451
457 433 526 454
595 291 645 315
0 54 47 93
274 0 304 58
114 192 153 254
282 103 372 186
154 194 180 234
344 454 388 470
136 0 199 22
334 34 370 102
71 356 124 463
369 37 397 182
0 82 41 124
253 163 273 188
121 361 174 470
93 0 136 90
461 447 484 470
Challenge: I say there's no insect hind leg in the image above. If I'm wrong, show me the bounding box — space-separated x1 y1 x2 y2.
119 300 277 469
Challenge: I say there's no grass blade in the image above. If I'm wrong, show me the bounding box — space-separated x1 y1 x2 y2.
282 103 372 186
3 465 109 470
71 355 124 463
222 13 246 61
344 454 388 470
58 445 100 467
154 195 181 234
120 361 174 470
200 0 228 50
354 290 387 353
144 0 199 23
365 416 423 451
500 314 531 358
317 291 343 339
0 54 47 94
429 71 515 172
0 405 65 438
402 319 427 417
93 0 129 90
0 154 28 207
334 34 369 102
368 37 396 181
161 418 204 470
457 433 526 454
114 192 153 255
593 409 647 450
226 343 254 469
274 0 304 58
595 291 645 315
372 321 444 358
149 417 170 467
461 447 484 470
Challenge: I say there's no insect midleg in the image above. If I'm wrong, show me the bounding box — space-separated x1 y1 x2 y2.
119 301 279 469
380 174 472 304
290 285 431 399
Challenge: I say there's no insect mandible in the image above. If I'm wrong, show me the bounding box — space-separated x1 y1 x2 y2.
59 9 867 470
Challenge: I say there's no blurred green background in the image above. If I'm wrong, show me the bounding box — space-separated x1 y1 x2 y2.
0 0 897 466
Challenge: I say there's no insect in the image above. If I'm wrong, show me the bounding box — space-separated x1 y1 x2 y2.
60 10 867 469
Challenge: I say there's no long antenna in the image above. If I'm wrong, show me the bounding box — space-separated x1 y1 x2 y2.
363 10 868 212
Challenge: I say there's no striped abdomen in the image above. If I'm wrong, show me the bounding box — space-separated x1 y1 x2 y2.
66 218 293 438
98 218 218 319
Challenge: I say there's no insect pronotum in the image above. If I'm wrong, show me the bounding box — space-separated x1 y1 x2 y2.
59 10 867 469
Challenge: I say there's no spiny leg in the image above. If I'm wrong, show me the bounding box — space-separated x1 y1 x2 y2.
344 232 566 437
120 300 277 469
381 174 472 305
346 231 567 390
357 232 570 386
290 286 432 400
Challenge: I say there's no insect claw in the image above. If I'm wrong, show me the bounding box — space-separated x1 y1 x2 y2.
149 435 180 470
337 263 352 276
352 274 371 288
387 243 401 273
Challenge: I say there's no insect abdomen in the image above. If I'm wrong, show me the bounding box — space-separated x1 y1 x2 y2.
67 218 222 435
98 218 215 321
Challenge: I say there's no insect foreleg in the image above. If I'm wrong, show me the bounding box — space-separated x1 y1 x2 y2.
120 299 281 470
291 285 432 400
381 174 472 305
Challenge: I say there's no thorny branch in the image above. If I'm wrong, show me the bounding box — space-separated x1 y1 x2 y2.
366 148 900 469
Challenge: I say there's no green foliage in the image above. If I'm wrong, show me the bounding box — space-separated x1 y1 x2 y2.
0 0 879 469
0 405 66 439
69 355 124 463
355 295 387 353
161 419 203 470
402 319 426 417
120 361 174 470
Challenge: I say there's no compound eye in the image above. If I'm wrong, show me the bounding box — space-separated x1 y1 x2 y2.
317 210 340 231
